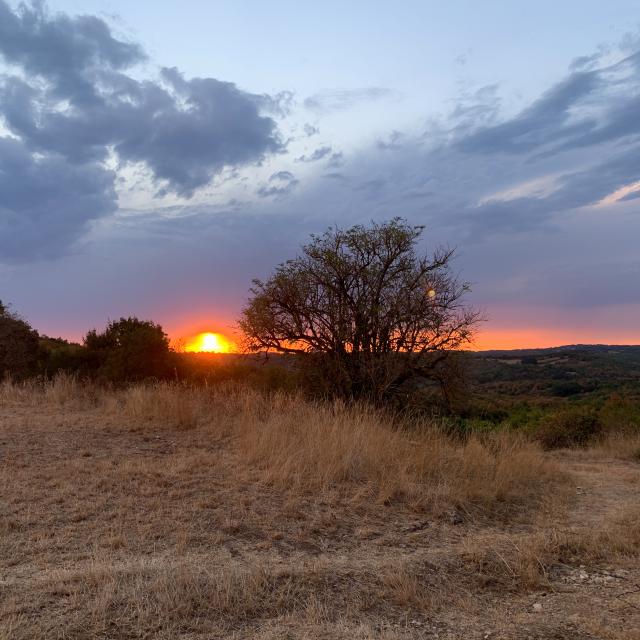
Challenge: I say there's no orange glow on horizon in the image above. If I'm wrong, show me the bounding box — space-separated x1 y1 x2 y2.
473 328 640 351
183 332 237 353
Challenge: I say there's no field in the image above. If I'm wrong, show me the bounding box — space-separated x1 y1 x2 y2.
1 378 640 639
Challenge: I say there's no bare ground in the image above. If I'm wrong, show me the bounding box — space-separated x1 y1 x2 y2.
0 387 639 639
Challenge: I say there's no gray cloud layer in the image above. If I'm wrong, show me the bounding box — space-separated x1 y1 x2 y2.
1 4 639 339
0 0 284 262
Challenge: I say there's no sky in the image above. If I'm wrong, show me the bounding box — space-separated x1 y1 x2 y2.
0 0 639 349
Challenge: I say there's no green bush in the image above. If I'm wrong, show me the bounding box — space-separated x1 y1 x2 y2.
536 408 603 449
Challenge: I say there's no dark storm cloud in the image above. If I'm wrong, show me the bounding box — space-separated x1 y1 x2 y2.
304 87 393 112
0 0 285 262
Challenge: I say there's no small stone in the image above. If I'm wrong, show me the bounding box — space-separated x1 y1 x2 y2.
533 603 543 612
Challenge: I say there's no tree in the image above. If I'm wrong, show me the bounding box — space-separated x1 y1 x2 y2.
84 317 173 382
0 301 41 380
239 218 480 401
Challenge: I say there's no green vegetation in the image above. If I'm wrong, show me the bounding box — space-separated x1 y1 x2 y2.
450 346 640 443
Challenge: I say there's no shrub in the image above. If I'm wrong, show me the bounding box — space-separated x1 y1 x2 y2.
84 317 174 382
0 301 41 380
536 408 603 449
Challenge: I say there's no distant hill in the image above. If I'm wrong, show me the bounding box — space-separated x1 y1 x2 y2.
468 344 640 401
476 344 640 357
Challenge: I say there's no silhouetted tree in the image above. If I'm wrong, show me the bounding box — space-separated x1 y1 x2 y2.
84 317 173 382
240 219 480 401
0 301 41 380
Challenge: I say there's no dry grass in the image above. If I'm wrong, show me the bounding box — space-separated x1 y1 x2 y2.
2 556 454 639
1 378 639 639
1 376 559 514
547 506 640 564
591 431 640 461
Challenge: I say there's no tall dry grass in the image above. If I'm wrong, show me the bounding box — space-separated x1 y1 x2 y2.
231 395 558 514
0 372 98 408
0 377 561 516
99 381 562 515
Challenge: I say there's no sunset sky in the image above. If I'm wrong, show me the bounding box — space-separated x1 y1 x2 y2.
1 0 639 349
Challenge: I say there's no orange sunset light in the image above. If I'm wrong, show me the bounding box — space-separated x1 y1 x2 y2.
184 332 236 353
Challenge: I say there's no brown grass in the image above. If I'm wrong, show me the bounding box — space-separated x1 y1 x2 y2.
591 431 640 462
1 378 638 639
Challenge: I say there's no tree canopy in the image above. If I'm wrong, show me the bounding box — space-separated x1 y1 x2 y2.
84 317 173 382
240 218 480 400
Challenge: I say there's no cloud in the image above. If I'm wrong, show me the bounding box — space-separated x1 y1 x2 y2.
328 40 640 237
0 0 144 104
377 130 405 150
457 72 600 155
117 67 283 197
269 171 295 182
303 123 319 137
0 137 117 262
304 87 394 112
296 145 333 163
457 51 640 161
0 0 285 262
256 170 299 198
327 152 344 168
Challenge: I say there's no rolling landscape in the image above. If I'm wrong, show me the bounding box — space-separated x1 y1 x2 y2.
2 1 640 639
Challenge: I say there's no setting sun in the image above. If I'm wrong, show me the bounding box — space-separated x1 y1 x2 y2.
184 332 236 353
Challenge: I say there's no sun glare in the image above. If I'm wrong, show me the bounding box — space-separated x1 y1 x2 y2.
184 332 235 353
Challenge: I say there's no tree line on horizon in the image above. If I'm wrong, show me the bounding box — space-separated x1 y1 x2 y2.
0 219 479 405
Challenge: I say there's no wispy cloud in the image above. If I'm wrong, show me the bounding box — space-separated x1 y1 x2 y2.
304 87 394 112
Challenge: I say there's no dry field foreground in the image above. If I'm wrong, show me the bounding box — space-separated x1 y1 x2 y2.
1 379 639 639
